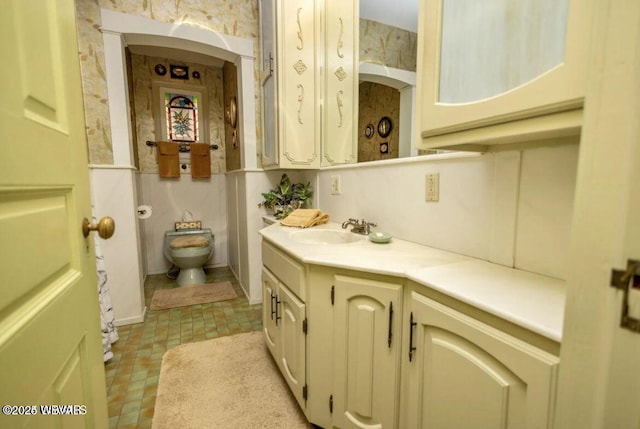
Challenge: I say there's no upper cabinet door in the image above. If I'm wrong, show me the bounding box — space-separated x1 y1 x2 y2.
260 0 278 167
276 0 321 168
417 0 594 150
322 0 358 166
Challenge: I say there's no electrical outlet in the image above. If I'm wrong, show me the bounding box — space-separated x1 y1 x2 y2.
425 173 439 202
330 175 341 195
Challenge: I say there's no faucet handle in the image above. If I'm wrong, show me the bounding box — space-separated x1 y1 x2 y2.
364 221 377 234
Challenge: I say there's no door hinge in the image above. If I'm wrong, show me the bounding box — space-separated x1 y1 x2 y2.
303 384 308 401
329 394 333 413
331 285 335 305
302 318 308 334
610 259 640 333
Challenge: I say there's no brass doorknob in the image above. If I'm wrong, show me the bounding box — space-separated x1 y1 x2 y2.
82 217 115 239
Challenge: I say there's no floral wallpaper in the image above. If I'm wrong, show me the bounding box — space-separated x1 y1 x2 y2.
130 53 226 174
359 18 417 72
73 2 415 167
74 0 261 166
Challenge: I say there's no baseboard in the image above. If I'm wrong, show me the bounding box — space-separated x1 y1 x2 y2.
115 306 147 326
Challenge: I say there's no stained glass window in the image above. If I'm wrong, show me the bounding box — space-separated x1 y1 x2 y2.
165 93 200 142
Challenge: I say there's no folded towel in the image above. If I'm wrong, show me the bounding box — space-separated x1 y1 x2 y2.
158 141 180 178
281 209 330 228
190 143 211 178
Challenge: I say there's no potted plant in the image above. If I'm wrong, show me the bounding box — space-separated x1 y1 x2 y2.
258 174 313 219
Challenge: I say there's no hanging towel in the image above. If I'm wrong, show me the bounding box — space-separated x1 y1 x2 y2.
281 209 330 228
190 143 211 178
157 141 180 178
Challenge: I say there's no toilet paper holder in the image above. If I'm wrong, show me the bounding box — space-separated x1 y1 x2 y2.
610 259 640 333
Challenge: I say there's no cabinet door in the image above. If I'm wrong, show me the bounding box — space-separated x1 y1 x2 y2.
403 292 559 429
333 275 403 429
418 0 593 149
275 0 320 168
278 283 307 409
260 0 278 167
322 0 358 166
261 267 279 359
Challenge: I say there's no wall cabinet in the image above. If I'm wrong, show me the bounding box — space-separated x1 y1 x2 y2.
321 0 358 166
417 0 593 150
401 290 559 429
259 0 357 169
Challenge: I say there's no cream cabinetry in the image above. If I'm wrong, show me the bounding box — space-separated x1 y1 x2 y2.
331 274 403 429
401 290 559 429
259 0 357 169
261 244 307 409
417 0 594 150
321 0 358 166
261 237 560 429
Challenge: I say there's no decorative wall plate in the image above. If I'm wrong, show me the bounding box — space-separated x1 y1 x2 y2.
365 124 374 139
228 97 238 128
170 65 189 80
377 117 393 138
380 142 389 154
154 64 167 76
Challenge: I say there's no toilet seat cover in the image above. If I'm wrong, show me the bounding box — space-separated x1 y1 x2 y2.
170 236 210 249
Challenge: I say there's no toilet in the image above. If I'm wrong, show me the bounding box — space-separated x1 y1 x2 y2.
163 228 214 286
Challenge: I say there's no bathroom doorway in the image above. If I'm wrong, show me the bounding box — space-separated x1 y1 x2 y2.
96 9 257 324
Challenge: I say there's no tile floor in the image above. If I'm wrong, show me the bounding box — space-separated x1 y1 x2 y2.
104 267 263 429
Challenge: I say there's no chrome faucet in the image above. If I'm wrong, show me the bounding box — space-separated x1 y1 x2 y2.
341 218 377 235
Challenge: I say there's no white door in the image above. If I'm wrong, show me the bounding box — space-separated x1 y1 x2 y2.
0 0 109 428
554 0 640 427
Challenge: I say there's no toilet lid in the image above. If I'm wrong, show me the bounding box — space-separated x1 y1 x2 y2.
170 236 210 249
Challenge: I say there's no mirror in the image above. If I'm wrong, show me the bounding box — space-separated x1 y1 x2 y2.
358 0 422 162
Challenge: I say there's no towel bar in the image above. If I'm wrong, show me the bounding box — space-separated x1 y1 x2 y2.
145 140 218 151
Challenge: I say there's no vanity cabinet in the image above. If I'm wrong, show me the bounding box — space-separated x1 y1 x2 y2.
261 236 560 429
401 290 559 429
417 0 594 150
259 0 357 169
261 243 307 410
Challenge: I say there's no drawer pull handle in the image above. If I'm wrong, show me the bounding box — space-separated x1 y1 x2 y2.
270 292 276 320
409 312 417 362
275 295 282 325
388 301 394 348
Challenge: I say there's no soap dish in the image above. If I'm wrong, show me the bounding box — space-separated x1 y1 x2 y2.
369 232 392 244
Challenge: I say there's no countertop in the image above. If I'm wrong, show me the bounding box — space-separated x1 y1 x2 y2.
259 221 565 342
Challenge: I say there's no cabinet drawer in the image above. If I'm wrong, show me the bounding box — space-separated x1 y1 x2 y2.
262 241 305 300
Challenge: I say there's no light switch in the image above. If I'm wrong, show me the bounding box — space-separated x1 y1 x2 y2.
425 173 439 202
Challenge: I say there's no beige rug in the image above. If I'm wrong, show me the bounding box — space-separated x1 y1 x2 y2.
150 281 237 311
152 331 310 428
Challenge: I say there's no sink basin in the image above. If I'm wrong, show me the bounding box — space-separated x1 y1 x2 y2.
290 229 362 244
